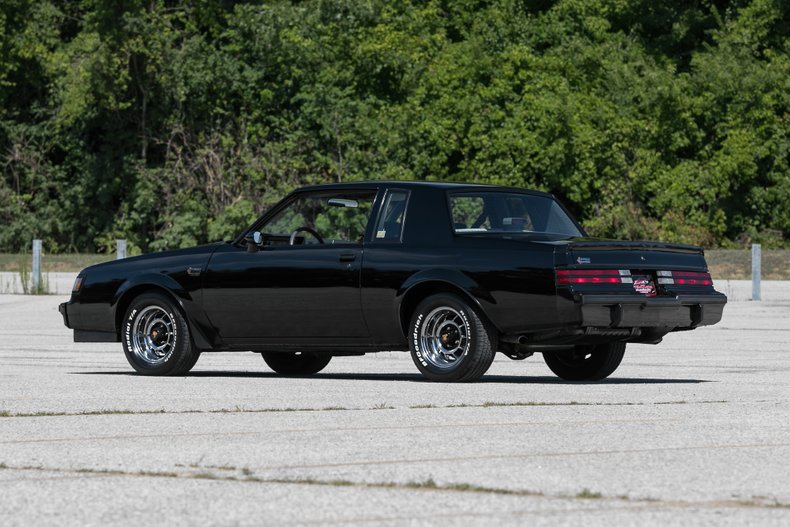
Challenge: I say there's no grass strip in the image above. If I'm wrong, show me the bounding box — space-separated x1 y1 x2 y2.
0 463 787 510
0 400 728 418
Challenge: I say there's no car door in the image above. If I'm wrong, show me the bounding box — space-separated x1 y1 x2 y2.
202 188 378 345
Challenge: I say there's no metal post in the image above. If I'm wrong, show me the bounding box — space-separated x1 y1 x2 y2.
32 239 42 293
116 239 127 260
751 243 761 301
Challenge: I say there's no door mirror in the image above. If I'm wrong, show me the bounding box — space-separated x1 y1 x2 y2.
245 231 263 253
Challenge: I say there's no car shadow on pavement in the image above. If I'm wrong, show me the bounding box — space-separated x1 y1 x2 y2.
72 371 712 384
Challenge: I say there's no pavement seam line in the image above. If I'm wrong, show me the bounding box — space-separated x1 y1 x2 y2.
0 462 787 511
0 399 730 418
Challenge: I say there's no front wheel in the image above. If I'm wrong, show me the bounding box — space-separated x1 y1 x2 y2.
409 293 496 382
543 342 626 381
261 352 332 375
122 292 199 376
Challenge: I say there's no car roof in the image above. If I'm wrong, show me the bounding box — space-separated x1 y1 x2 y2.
293 180 555 198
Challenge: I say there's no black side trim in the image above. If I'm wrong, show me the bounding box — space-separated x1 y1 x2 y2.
74 330 118 343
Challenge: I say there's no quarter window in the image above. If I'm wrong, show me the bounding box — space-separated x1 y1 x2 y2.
374 190 409 242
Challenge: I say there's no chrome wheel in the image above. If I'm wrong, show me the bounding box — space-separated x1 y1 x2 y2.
130 305 176 366
419 306 470 369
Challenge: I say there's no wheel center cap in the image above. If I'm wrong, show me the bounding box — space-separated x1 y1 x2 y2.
439 325 459 349
149 325 167 345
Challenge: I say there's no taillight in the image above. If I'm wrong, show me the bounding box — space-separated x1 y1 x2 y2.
656 270 712 286
556 269 632 285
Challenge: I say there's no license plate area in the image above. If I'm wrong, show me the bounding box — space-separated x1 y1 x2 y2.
631 273 656 296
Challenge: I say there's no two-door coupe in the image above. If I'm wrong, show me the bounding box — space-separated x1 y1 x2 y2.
60 182 727 382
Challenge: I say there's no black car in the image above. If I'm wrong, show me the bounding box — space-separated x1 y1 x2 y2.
60 182 727 382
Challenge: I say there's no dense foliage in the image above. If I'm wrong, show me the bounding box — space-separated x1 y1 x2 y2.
1 0 788 253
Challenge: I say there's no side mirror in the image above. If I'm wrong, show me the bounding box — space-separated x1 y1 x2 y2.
245 231 263 253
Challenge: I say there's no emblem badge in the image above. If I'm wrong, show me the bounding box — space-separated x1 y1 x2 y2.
576 257 591 264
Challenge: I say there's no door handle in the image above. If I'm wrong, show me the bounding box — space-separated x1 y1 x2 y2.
339 253 356 262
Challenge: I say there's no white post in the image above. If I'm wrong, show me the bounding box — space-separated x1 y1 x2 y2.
32 239 42 293
751 244 761 301
116 239 127 260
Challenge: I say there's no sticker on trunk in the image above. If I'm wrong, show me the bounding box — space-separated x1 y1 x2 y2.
633 276 656 296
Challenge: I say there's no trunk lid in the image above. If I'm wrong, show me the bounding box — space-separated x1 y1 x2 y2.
559 240 707 271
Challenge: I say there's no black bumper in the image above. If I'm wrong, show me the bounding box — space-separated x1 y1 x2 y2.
59 301 118 342
577 292 727 329
58 302 71 328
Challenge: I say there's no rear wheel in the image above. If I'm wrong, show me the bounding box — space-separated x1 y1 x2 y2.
543 342 626 381
409 293 496 382
122 292 199 376
261 352 332 375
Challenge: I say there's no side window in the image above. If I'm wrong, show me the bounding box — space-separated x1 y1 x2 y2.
262 190 376 245
374 190 409 242
450 196 491 232
448 192 583 236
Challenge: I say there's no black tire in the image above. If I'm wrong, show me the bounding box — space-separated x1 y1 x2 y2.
122 292 199 376
178 350 201 374
543 342 626 381
409 293 496 382
262 352 332 375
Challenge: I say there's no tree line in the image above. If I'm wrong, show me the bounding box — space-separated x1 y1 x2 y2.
1 0 787 253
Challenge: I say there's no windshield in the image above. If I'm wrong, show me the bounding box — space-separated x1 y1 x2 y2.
449 192 583 237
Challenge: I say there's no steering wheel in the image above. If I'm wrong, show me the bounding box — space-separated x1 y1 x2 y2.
289 226 324 245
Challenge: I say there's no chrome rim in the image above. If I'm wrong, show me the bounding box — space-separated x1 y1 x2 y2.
130 306 176 366
419 306 470 369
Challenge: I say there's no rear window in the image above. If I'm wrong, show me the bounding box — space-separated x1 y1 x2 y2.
449 192 583 237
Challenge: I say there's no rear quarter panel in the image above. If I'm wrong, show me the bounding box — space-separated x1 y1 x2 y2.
361 187 561 345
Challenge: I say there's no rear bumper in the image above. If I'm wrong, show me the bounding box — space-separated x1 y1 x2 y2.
577 292 727 329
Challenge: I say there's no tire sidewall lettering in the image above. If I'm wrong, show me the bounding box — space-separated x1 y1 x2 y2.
168 310 178 352
457 307 471 357
124 307 137 351
412 313 427 366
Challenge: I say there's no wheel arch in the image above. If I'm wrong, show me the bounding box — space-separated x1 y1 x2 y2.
112 276 214 349
397 271 500 338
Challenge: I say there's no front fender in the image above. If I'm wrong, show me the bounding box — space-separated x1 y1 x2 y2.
112 273 217 350
111 273 191 309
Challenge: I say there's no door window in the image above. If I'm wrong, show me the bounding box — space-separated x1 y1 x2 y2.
262 190 377 245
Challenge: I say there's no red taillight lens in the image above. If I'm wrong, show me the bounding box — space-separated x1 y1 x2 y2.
556 269 625 285
672 271 713 286
656 271 713 286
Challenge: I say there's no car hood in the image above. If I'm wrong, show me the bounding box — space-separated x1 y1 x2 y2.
79 242 226 276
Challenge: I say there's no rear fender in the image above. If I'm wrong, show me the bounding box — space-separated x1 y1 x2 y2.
397 269 499 335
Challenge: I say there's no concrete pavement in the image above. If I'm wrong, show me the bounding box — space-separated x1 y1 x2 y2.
0 290 788 525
